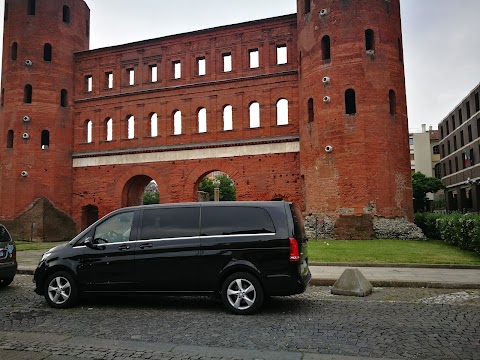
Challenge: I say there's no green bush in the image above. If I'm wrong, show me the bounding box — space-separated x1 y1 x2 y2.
437 213 480 254
414 212 443 239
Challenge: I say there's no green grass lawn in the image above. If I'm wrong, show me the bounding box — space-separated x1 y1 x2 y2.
15 241 65 251
308 239 480 265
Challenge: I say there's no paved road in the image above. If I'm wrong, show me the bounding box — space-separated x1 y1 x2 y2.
1 275 479 360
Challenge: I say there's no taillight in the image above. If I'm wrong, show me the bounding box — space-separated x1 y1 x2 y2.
289 237 300 262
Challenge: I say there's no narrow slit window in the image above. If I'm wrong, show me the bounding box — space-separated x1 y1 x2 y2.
365 29 375 51
27 0 35 15
308 98 314 122
475 93 480 112
305 0 311 15
150 65 158 83
249 49 259 69
86 19 90 37
223 105 233 131
1 88 4 107
7 130 14 149
105 72 113 89
452 115 456 130
389 90 396 115
197 57 206 76
173 110 182 135
63 5 70 23
249 102 260 128
127 116 135 139
4 3 8 22
466 101 471 119
398 38 404 63
41 130 49 149
105 118 113 141
321 35 331 61
11 42 17 61
468 125 473 142
150 113 158 137
223 53 232 72
85 120 92 143
198 108 207 133
276 99 289 125
173 61 181 79
460 131 464 146
24 84 33 103
128 68 135 86
276 45 287 65
459 109 463 125
85 75 92 92
60 89 68 107
345 89 356 115
43 43 52 62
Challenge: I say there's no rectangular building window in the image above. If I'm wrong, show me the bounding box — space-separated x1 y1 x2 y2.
455 157 459 172
150 65 158 82
197 57 206 76
446 122 450 135
249 49 259 69
173 61 181 79
276 45 287 65
453 136 457 151
466 101 471 119
85 75 92 92
105 72 113 89
223 53 232 72
475 92 480 112
433 145 440 155
460 130 465 146
468 125 473 142
448 160 452 174
447 140 451 154
458 109 463 125
451 115 455 130
127 68 134 86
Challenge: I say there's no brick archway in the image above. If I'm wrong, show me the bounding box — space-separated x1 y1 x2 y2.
114 166 166 208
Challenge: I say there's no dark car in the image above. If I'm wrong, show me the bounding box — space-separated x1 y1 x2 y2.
0 224 17 287
34 201 311 314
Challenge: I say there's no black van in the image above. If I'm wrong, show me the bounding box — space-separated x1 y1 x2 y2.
34 201 311 314
0 224 17 287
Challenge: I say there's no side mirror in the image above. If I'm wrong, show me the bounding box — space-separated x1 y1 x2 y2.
84 237 96 249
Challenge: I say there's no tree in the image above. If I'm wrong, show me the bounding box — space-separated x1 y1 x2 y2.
412 172 445 212
143 190 159 205
198 173 236 201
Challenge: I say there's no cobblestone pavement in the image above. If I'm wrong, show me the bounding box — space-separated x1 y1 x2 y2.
0 275 479 360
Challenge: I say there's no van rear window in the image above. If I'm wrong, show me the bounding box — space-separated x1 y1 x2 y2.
201 207 275 236
140 207 200 240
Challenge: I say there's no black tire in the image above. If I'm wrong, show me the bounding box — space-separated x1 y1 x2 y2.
221 272 264 315
44 271 78 309
0 277 14 288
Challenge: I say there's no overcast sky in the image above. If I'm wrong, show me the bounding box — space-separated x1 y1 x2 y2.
1 0 479 132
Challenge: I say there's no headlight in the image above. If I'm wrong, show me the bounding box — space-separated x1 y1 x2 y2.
41 252 52 262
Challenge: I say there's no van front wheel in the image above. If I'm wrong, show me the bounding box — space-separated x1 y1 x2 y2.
221 272 263 315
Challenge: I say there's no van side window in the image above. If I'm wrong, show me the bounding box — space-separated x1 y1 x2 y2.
94 212 134 244
201 207 275 236
140 207 200 240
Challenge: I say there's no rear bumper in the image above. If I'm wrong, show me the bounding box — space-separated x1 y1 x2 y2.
264 265 312 296
0 261 17 279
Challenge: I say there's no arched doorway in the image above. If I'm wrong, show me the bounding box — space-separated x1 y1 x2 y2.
196 171 236 202
122 175 159 207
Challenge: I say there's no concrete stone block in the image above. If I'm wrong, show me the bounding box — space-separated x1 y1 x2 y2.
331 268 373 297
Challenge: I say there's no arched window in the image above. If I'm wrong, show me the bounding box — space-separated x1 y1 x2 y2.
11 42 17 61
223 105 233 131
308 98 314 122
105 118 113 141
345 89 356 115
276 99 289 126
7 130 14 149
365 29 375 51
389 90 396 115
249 102 260 128
41 130 50 149
85 120 93 143
173 110 182 135
321 35 331 61
27 0 36 15
63 5 70 23
150 113 158 137
24 84 32 103
198 108 207 133
127 115 135 139
43 43 52 62
60 89 68 107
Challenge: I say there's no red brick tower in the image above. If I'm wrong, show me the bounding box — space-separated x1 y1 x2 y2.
297 0 414 238
0 0 90 240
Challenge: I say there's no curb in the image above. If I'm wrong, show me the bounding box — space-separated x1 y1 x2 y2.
310 278 480 289
309 262 480 269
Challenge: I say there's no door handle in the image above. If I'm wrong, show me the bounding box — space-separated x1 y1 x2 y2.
139 243 153 249
118 245 131 251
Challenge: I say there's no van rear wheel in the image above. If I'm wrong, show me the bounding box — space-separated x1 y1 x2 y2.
221 272 263 315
